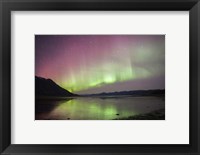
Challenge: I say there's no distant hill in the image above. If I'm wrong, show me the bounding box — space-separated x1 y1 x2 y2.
35 76 77 97
83 89 165 97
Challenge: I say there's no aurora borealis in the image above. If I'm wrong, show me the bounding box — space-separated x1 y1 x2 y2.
35 35 165 94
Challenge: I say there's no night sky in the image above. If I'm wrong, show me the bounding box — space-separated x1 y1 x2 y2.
35 35 165 94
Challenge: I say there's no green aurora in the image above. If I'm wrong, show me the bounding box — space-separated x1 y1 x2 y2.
35 35 165 94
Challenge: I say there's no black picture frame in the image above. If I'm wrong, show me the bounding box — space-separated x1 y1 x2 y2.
0 0 200 154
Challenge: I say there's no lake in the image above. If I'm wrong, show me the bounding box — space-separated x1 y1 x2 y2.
35 96 165 120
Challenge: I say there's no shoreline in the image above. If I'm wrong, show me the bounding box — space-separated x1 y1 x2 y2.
36 94 164 100
113 109 165 120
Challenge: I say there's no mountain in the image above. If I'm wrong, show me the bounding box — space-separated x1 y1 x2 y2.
35 76 77 97
83 89 165 97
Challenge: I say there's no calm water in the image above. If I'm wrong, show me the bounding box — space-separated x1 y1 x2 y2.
35 96 164 120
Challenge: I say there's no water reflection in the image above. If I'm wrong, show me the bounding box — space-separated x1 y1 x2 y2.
35 96 164 120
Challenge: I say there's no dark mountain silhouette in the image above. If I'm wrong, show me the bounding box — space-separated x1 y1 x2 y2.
35 76 77 97
83 89 165 97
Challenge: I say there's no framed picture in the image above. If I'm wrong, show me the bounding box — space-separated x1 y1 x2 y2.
0 0 199 154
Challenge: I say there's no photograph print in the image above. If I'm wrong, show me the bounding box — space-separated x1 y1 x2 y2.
35 35 165 120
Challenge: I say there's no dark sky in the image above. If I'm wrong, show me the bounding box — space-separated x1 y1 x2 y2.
35 35 165 94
